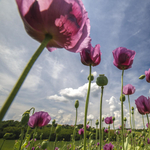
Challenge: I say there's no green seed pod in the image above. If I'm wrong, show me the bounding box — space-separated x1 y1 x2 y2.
56 125 61 134
52 119 56 126
96 74 108 86
21 112 30 126
120 94 126 102
112 117 115 121
88 74 94 81
124 117 127 122
75 100 79 108
41 140 48 149
95 119 99 125
139 74 145 79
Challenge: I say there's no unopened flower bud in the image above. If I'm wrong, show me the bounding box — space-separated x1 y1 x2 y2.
132 107 134 110
112 117 115 121
95 119 99 125
56 125 61 134
52 119 56 126
21 112 30 126
140 142 144 147
124 117 127 122
120 94 126 102
96 74 108 86
75 100 79 108
87 121 89 124
41 140 48 149
139 75 145 79
142 131 145 136
132 110 134 114
102 117 104 122
88 74 94 81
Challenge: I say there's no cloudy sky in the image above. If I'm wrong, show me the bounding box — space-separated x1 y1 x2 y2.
0 0 150 129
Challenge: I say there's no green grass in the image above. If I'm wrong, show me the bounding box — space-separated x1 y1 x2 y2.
0 139 83 150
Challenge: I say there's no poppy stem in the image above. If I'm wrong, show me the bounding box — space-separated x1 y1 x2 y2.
99 86 104 150
0 34 52 121
83 65 92 150
121 69 125 150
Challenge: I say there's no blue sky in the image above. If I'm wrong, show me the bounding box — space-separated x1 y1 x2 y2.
0 0 150 129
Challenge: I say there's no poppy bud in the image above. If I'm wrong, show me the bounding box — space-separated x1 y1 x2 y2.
102 117 104 122
41 140 48 149
132 107 134 110
120 94 126 102
112 117 115 121
75 100 79 108
21 112 30 126
131 110 134 114
96 74 108 86
140 142 144 147
52 119 56 126
88 74 94 81
132 132 135 137
124 117 127 121
139 75 145 79
87 121 90 124
95 119 99 125
56 125 61 134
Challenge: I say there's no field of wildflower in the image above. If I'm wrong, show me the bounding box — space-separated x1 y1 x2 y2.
0 0 150 150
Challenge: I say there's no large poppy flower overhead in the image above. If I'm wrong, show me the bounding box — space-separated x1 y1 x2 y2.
16 0 90 52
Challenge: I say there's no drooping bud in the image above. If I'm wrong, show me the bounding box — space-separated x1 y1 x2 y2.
56 125 61 134
96 74 108 86
75 100 79 108
88 74 94 81
95 119 99 125
139 74 145 79
120 94 126 102
41 140 48 149
21 112 30 126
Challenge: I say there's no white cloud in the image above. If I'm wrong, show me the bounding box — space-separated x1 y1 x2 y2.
58 110 64 114
87 114 94 120
92 71 97 77
81 70 84 73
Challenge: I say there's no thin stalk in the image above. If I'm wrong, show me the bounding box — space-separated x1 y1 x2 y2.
146 114 149 125
54 134 58 150
128 95 134 149
0 34 52 121
108 126 110 143
96 124 98 146
48 125 54 142
83 65 92 150
121 69 125 150
99 86 104 150
0 139 5 150
72 108 78 150
19 127 24 150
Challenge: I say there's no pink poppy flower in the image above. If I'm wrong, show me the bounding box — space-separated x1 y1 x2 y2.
86 124 90 129
135 95 150 115
78 128 84 135
104 117 113 124
146 123 150 128
112 47 136 70
80 42 101 66
16 0 90 52
28 111 51 128
123 84 135 95
55 147 59 150
103 143 114 150
145 68 150 83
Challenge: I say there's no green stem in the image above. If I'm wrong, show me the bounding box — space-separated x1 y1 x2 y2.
30 127 37 149
54 134 58 150
99 86 104 150
83 65 92 150
96 124 98 146
72 108 78 150
19 127 24 150
48 125 54 142
108 126 110 143
0 139 5 150
121 69 125 150
128 95 134 149
0 34 52 121
146 114 149 125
